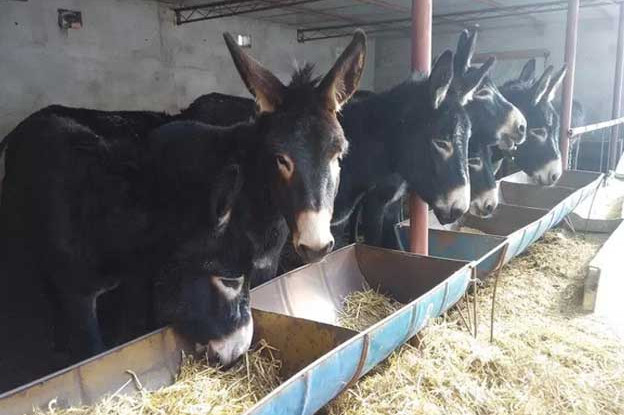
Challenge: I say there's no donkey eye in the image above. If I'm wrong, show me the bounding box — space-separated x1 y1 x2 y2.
474 88 493 99
468 157 483 168
432 139 453 157
275 154 294 178
529 127 548 141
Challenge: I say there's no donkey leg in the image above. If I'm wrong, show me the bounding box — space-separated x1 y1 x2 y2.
360 193 390 247
360 176 406 247
59 290 104 360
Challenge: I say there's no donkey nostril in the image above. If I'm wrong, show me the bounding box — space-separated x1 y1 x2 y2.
518 124 526 135
326 239 335 253
298 241 333 262
485 203 494 214
550 173 559 183
450 207 465 221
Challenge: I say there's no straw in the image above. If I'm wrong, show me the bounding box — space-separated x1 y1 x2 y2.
325 230 624 415
34 339 282 415
337 289 404 332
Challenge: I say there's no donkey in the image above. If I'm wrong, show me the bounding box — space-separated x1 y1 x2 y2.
0 31 366 363
497 59 567 185
332 49 479 250
452 28 526 218
350 29 526 248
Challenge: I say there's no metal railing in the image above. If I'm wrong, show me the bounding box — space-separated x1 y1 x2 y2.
568 116 624 172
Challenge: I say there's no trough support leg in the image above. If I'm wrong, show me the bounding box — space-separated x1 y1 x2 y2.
472 268 479 339
463 292 473 336
456 300 473 334
490 244 509 343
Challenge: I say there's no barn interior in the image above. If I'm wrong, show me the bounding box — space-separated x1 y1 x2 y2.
1 1 624 414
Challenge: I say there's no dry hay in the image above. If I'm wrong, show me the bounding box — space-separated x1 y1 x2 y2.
338 289 404 331
36 340 282 415
324 230 624 415
458 226 486 235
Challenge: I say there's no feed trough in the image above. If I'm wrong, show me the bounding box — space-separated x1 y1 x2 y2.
428 204 552 263
393 223 508 281
498 181 575 226
0 310 355 415
250 244 472 414
1 245 472 415
500 169 603 226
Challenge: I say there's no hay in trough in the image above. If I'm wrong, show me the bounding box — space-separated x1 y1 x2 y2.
325 230 624 415
458 226 486 235
337 289 404 331
36 339 282 415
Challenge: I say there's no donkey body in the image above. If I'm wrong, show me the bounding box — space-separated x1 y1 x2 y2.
0 31 367 365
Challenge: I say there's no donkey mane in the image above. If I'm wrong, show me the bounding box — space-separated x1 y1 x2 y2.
289 63 320 88
501 78 532 92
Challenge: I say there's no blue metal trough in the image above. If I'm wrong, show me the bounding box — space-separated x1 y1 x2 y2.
393 224 508 281
451 204 552 263
250 244 472 415
500 169 603 228
2 244 472 415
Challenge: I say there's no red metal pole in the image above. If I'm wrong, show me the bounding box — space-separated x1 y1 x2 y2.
559 0 580 170
409 0 431 255
609 3 624 171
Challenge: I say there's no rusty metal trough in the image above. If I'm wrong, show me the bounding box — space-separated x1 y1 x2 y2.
500 169 603 227
2 245 472 415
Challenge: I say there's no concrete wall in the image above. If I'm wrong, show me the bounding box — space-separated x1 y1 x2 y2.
0 0 375 139
374 17 618 124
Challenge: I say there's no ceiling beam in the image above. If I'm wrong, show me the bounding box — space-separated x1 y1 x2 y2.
470 0 544 27
297 0 624 42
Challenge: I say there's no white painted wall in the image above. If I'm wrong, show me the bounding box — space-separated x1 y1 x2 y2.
374 17 618 124
0 0 375 139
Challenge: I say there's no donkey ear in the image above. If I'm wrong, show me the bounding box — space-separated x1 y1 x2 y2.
531 65 553 105
318 30 367 112
210 164 243 233
459 56 495 105
429 50 454 110
224 32 286 113
519 58 537 83
544 65 567 103
454 28 478 74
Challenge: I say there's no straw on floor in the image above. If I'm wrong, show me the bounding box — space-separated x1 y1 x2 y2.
338 289 404 332
37 339 282 415
324 230 624 415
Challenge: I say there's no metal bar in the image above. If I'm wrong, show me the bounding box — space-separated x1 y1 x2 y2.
472 48 550 63
174 0 326 24
409 0 431 256
297 0 624 42
471 0 544 27
298 25 410 42
610 3 624 170
560 0 580 170
259 0 363 25
569 116 624 137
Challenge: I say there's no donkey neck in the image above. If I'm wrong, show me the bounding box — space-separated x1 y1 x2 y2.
342 79 430 143
227 122 282 225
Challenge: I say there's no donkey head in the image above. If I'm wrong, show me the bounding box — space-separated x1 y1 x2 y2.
152 162 252 367
453 29 527 151
396 50 472 224
502 60 566 185
224 31 367 262
468 141 498 217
